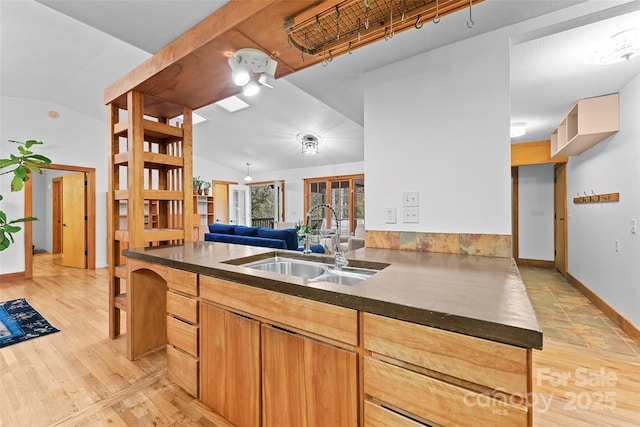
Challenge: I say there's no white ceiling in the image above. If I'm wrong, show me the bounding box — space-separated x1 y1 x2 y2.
2 0 639 176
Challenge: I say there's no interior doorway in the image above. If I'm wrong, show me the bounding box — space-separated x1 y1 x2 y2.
57 172 87 268
23 164 96 278
510 142 567 273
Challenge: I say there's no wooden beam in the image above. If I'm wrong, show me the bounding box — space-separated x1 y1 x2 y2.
104 0 278 105
511 140 568 166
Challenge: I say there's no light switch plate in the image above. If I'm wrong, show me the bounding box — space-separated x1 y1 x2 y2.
402 207 419 223
402 191 419 207
384 207 397 224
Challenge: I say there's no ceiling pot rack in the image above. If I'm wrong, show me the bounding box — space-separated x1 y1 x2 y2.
284 0 482 59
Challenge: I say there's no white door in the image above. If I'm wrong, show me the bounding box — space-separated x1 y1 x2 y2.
228 184 251 226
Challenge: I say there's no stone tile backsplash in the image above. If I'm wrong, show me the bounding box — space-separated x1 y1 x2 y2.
366 230 512 257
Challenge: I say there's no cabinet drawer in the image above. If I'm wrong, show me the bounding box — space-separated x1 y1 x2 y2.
200 276 358 346
167 345 198 398
364 401 423 427
167 291 198 324
364 357 527 427
166 269 198 296
363 313 528 396
167 316 198 357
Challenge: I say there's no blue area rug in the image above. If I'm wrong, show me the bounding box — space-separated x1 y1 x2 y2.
0 298 59 348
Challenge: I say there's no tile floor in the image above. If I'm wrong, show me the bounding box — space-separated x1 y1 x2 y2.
519 266 639 357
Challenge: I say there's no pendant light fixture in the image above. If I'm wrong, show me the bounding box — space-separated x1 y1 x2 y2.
243 163 253 182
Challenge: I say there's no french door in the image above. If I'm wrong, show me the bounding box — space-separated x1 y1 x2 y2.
304 174 364 235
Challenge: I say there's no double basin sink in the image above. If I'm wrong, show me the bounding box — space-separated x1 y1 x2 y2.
242 256 379 286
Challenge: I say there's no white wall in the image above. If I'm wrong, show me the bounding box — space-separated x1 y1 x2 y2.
567 73 640 328
364 30 511 234
518 164 555 261
0 97 109 273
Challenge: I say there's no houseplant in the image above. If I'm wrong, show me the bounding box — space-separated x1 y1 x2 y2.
201 180 211 196
294 219 312 244
192 176 204 195
0 139 51 251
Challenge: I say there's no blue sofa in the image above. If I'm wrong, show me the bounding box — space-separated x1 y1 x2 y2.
204 224 324 253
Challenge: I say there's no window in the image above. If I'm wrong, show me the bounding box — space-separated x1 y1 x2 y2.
304 174 364 235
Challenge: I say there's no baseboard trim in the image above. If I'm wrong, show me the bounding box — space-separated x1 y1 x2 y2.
0 271 26 283
515 258 555 268
567 272 640 345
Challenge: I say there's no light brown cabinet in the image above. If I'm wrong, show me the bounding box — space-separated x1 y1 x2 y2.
261 324 358 427
165 268 199 397
198 276 359 427
150 267 533 426
200 303 261 427
363 313 530 426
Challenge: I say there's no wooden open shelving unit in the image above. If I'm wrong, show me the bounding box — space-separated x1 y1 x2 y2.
107 90 195 338
193 193 214 240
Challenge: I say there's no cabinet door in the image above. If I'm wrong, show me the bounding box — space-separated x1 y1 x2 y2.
261 324 358 427
200 303 260 427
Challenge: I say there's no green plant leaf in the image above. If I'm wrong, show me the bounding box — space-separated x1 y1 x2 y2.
17 145 31 156
9 216 37 223
24 140 43 148
4 225 21 233
10 175 24 192
0 236 10 251
0 159 18 168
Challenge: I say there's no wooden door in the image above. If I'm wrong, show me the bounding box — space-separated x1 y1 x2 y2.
261 324 358 427
62 173 86 268
52 177 63 254
554 163 567 275
213 182 229 223
200 303 261 427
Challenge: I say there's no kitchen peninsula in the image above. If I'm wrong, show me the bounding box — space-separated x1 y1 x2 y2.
124 242 542 427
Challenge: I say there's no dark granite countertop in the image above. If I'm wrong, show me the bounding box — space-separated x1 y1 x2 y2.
124 242 542 350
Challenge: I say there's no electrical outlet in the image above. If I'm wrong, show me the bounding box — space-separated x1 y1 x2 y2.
615 240 620 252
402 191 419 207
384 207 397 224
402 207 419 223
631 219 637 234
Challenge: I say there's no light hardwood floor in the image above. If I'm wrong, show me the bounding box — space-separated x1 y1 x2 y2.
0 254 638 426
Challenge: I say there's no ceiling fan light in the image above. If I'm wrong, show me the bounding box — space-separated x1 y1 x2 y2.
585 28 639 65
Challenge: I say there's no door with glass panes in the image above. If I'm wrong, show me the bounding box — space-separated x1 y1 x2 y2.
304 175 364 236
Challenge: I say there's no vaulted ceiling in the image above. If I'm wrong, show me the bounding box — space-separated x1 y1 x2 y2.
3 0 639 176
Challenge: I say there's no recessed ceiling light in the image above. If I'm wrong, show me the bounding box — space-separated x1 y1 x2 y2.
216 95 250 113
585 28 639 65
510 122 527 138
